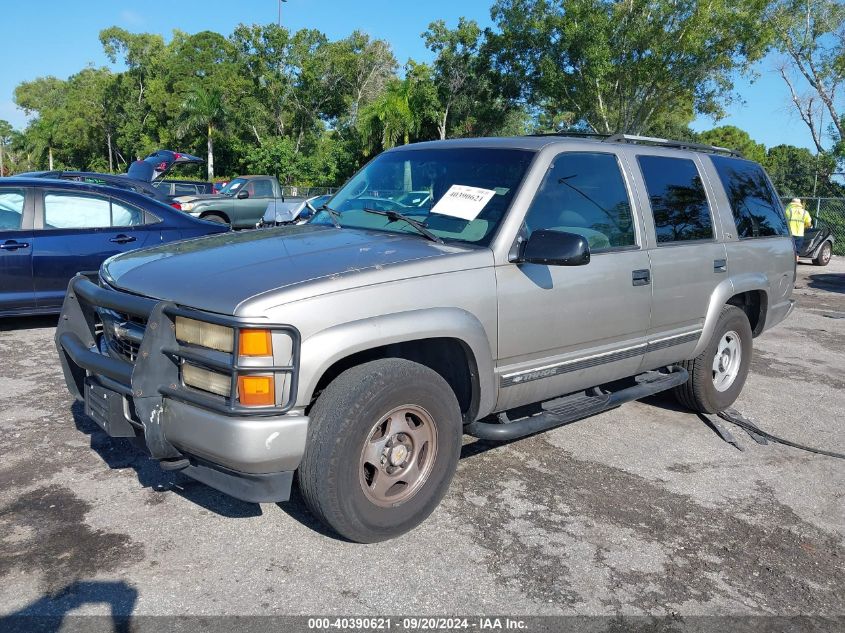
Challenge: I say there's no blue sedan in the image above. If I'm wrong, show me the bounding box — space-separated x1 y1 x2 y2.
0 177 229 317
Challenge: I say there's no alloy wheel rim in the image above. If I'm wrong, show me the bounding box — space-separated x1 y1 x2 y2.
359 405 438 508
822 243 831 263
712 330 742 392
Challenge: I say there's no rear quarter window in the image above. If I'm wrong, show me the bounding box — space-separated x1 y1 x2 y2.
709 155 789 238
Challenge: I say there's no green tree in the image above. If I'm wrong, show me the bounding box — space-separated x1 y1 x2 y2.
490 0 773 134
0 120 12 176
764 145 841 197
178 85 227 180
698 126 767 163
14 76 67 169
771 0 845 152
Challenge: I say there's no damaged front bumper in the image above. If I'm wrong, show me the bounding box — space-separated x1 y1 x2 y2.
55 273 307 503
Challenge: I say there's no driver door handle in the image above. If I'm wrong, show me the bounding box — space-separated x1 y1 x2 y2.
0 240 30 251
109 234 137 244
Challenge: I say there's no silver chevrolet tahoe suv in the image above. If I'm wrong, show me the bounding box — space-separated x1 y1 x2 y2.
56 134 796 542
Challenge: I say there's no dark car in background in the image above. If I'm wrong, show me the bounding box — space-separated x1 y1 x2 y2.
153 180 214 197
19 170 175 206
0 177 229 317
19 150 206 210
798 219 835 266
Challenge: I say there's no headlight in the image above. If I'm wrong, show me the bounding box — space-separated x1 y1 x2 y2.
183 363 231 397
175 317 234 353
180 202 195 212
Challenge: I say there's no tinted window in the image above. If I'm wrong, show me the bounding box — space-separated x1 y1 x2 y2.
638 155 713 243
0 189 25 230
710 155 789 238
252 180 274 197
173 183 198 196
524 152 636 250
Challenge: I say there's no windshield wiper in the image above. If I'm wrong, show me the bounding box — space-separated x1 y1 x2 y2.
363 208 443 244
317 203 342 228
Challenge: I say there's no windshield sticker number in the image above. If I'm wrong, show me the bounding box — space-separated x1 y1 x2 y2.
431 185 496 221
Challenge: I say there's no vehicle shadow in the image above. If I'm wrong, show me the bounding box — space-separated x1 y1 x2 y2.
0 315 58 332
70 401 262 519
807 272 845 294
0 580 137 633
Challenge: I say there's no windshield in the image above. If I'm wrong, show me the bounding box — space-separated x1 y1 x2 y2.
219 178 248 196
312 147 535 246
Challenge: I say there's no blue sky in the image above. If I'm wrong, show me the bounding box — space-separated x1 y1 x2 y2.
0 0 827 151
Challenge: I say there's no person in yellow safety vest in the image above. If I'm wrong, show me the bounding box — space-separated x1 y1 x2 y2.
784 197 812 261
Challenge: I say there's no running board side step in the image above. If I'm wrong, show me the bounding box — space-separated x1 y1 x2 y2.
464 365 689 442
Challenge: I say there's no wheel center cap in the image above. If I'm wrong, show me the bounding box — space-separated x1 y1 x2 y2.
720 351 730 371
389 444 409 466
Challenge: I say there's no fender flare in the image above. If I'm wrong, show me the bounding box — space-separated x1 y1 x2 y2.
296 308 496 419
691 273 768 357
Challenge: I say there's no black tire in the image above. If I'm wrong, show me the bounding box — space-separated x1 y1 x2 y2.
201 212 229 225
673 305 753 414
813 241 832 266
297 358 462 543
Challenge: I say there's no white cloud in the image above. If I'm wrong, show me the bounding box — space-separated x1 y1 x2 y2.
120 9 145 26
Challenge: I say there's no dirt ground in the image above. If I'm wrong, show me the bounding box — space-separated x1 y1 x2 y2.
0 259 843 625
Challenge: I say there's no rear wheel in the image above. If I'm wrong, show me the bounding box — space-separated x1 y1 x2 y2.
298 358 462 543
813 241 832 266
673 305 752 414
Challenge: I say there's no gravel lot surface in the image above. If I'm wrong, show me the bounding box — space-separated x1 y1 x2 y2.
0 259 843 622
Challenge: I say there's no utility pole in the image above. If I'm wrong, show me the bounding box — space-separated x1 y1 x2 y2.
278 0 288 27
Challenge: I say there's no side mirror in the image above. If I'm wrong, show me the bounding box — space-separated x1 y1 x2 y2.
237 189 250 199
519 229 590 266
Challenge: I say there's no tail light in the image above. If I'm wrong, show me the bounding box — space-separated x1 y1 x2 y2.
170 202 182 211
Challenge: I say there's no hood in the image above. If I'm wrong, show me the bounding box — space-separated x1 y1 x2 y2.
175 193 221 204
102 225 488 315
263 199 308 224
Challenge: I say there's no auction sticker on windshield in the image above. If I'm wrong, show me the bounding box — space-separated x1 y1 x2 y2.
431 185 496 221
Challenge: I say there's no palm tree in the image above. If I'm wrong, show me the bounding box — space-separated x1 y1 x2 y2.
357 79 416 156
178 85 226 180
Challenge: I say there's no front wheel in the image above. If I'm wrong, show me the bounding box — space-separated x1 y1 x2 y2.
673 305 753 414
297 359 462 543
201 212 229 225
813 241 832 266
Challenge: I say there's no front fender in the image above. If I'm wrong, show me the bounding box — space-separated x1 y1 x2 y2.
296 308 496 419
690 273 768 357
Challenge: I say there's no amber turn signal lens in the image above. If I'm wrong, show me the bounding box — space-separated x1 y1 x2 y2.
238 375 275 406
239 329 272 356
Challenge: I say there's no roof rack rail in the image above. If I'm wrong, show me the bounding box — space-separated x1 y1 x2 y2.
604 133 743 157
525 131 612 139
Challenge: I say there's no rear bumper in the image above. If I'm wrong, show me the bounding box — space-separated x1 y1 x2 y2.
55 274 306 503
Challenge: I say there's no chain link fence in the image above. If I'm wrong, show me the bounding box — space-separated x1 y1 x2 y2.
280 186 337 198
782 197 845 255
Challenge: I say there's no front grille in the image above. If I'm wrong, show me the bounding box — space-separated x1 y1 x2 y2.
101 310 147 363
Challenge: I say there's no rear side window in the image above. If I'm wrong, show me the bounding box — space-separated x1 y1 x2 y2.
0 188 25 230
524 152 636 250
110 199 146 226
710 155 789 238
637 155 713 244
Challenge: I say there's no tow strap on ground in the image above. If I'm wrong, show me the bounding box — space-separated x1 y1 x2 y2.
708 407 845 460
